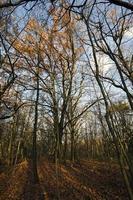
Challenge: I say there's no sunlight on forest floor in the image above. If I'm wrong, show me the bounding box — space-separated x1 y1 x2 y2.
0 159 128 200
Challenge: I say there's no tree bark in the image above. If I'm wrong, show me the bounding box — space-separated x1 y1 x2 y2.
32 68 39 184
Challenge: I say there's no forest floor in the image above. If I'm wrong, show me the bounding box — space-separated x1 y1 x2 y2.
0 158 128 200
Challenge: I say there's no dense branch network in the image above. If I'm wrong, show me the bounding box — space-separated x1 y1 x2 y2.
0 0 36 8
0 0 133 11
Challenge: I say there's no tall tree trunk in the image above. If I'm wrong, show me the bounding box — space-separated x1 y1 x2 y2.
63 132 68 162
32 69 39 184
71 129 75 163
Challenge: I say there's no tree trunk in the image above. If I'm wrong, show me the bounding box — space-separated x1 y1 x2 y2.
71 130 75 163
63 132 68 162
32 69 39 184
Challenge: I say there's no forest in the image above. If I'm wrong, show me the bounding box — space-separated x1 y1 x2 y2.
0 0 133 199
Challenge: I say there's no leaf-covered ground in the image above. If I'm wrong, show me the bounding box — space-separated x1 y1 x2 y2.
0 159 128 200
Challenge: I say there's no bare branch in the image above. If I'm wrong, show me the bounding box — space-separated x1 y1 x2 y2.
108 0 133 11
